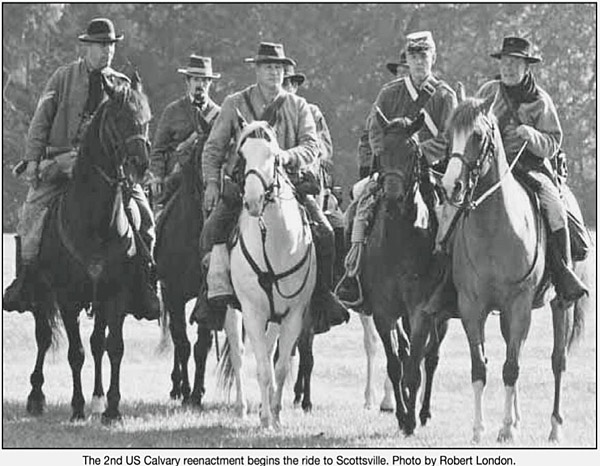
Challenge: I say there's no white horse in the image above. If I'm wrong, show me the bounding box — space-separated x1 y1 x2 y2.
230 120 317 428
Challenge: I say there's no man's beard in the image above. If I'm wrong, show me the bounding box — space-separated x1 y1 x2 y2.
192 90 206 108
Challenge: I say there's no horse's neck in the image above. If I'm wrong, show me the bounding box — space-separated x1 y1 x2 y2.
469 133 533 236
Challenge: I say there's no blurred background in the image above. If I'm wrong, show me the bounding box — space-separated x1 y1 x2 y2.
2 3 596 229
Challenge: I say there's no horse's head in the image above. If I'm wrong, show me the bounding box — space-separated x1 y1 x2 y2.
236 114 281 217
374 106 423 202
98 72 152 184
442 95 496 205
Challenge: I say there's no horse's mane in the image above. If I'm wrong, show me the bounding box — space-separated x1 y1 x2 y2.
447 97 496 136
236 120 277 154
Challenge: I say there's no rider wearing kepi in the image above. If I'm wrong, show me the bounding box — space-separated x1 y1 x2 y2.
192 42 349 332
477 36 588 304
3 18 160 319
338 31 457 303
148 55 221 211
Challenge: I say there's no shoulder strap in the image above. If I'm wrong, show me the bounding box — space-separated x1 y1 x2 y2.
261 93 287 126
243 88 259 121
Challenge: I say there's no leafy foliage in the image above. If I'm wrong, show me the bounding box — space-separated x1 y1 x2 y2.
2 3 596 229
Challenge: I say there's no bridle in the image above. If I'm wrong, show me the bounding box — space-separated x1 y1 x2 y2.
94 101 150 189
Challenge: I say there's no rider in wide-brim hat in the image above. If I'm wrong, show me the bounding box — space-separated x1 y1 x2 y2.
244 42 296 66
490 36 541 63
177 55 221 79
78 17 123 43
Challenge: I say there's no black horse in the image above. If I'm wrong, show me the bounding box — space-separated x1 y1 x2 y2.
154 131 215 407
6 75 153 424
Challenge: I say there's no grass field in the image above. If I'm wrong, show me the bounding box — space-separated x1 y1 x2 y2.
2 233 597 451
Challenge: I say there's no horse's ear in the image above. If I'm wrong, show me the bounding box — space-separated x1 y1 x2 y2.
102 73 116 99
480 93 495 116
131 70 143 92
456 81 466 103
236 108 248 129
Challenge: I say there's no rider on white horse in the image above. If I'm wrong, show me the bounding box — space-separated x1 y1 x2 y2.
192 42 349 333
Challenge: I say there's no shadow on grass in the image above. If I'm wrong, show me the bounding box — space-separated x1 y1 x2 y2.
2 399 373 448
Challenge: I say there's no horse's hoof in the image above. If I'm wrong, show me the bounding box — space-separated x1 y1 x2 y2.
497 427 515 443
380 406 394 413
101 410 122 426
26 393 46 416
169 389 181 400
70 411 86 422
302 402 312 413
419 411 431 426
90 395 107 414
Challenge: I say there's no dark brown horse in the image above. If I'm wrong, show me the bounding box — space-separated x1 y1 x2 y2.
440 96 591 443
360 111 450 436
154 132 214 407
11 75 152 424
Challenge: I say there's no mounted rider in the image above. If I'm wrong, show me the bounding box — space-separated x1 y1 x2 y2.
338 31 457 304
191 42 349 333
476 37 588 304
3 18 160 319
148 55 221 212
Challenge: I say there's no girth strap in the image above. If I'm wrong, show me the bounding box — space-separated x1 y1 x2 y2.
238 221 313 323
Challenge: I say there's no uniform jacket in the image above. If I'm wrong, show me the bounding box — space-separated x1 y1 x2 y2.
202 84 319 185
309 103 333 168
150 96 220 180
369 74 457 165
25 58 128 162
477 79 562 163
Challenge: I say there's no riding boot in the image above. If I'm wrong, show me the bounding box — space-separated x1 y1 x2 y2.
311 234 350 335
3 263 36 312
190 245 236 331
549 227 588 303
132 256 161 321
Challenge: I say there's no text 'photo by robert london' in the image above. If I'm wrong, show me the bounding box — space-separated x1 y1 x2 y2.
1 2 597 464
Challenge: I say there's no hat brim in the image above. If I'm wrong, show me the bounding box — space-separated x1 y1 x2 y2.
177 69 221 79
244 57 296 66
78 33 124 43
490 51 541 63
285 73 306 85
386 62 408 75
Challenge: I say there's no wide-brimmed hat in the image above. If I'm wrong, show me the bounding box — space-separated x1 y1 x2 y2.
78 18 123 43
490 36 541 63
386 51 408 76
405 31 436 53
283 64 306 85
244 42 296 66
177 55 221 78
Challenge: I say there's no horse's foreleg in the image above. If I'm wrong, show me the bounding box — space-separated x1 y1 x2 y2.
244 311 274 428
274 309 304 426
462 309 488 444
60 306 86 421
90 312 107 414
373 314 408 434
549 297 569 443
190 326 212 407
166 290 190 402
224 306 247 418
361 314 379 410
295 328 314 412
26 307 53 416
420 318 448 426
102 299 125 425
498 302 531 443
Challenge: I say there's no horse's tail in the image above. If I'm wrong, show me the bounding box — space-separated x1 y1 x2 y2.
216 325 246 399
156 282 171 354
568 253 595 351
36 275 63 349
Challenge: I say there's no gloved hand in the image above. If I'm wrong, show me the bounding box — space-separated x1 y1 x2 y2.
22 160 39 185
203 181 220 214
515 124 535 142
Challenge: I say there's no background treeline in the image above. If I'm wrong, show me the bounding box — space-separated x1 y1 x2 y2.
2 3 596 229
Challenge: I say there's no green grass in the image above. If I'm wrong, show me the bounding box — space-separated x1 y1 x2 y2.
2 234 597 449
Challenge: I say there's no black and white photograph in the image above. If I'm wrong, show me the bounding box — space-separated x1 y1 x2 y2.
1 2 596 458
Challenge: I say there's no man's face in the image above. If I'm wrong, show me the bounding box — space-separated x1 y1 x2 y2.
186 76 212 102
282 78 299 94
85 42 115 70
499 55 528 86
256 62 284 91
406 49 435 83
